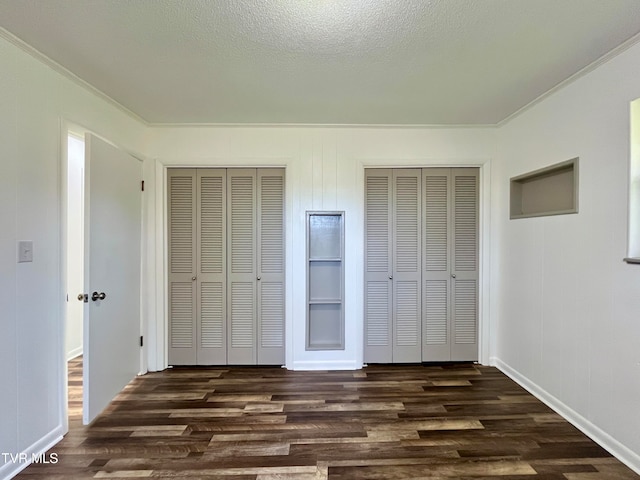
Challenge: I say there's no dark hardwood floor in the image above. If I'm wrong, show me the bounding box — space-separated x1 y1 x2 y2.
16 359 639 479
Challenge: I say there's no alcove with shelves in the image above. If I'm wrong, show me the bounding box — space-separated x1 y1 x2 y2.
306 211 345 350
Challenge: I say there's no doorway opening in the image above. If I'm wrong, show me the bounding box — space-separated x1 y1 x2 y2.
65 132 85 423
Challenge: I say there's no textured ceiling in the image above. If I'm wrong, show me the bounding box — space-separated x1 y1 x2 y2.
1 0 640 125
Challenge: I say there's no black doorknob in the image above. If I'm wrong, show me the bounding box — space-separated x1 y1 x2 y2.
91 291 106 301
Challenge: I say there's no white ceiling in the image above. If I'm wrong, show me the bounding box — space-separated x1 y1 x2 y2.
1 0 640 125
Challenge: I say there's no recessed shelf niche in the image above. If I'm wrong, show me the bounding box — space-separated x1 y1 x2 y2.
306 212 345 350
510 158 579 219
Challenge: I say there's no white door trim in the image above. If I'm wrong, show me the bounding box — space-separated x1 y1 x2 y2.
358 158 492 365
58 118 148 434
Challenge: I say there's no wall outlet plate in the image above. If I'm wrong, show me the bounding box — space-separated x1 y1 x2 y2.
18 241 33 263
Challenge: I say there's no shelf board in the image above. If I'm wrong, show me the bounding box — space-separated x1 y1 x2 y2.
309 258 342 262
307 341 343 350
309 299 342 305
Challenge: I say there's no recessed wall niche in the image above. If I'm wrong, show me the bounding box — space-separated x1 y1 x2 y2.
510 158 579 219
306 211 345 350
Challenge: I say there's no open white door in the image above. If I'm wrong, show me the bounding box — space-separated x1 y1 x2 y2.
83 133 141 425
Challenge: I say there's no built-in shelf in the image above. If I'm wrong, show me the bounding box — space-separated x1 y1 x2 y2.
307 211 345 350
510 158 579 219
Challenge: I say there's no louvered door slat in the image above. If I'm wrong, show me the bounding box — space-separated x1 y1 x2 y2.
395 281 419 347
365 176 390 273
259 174 284 274
364 170 393 363
260 282 284 347
424 280 448 345
454 175 478 272
227 169 257 364
169 176 194 274
168 170 197 365
454 280 477 344
422 169 451 361
395 175 420 273
230 176 255 274
196 169 226 364
230 282 255 348
200 176 224 274
365 282 390 347
200 282 223 348
424 175 449 272
170 283 194 348
451 169 479 361
392 169 421 362
257 169 285 364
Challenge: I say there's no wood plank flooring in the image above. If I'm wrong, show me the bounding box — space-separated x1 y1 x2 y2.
16 359 639 479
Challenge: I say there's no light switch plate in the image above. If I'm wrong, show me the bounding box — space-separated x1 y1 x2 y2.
18 241 33 263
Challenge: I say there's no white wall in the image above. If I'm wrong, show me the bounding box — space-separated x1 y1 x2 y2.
493 42 640 471
145 127 495 371
0 34 147 480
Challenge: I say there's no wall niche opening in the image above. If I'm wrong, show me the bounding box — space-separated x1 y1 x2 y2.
510 158 578 219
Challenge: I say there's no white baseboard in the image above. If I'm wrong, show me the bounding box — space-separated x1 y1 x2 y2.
491 356 640 476
66 346 83 361
290 360 362 371
0 425 63 480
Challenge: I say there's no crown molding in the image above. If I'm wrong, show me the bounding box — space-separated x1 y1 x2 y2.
0 27 149 126
498 31 640 127
147 122 497 129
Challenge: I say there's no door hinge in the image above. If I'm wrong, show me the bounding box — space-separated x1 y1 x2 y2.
141 180 145 191
140 335 144 347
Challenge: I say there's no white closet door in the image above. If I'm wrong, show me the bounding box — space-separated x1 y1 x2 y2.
364 170 393 363
257 169 285 364
227 169 257 364
451 169 479 361
197 169 227 364
392 169 422 362
422 169 452 361
168 169 197 365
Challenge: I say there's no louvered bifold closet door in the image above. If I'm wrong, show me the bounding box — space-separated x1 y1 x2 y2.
451 169 479 361
257 169 285 364
422 169 452 361
196 169 227 364
168 169 197 365
392 170 422 362
227 169 257 364
364 170 393 363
